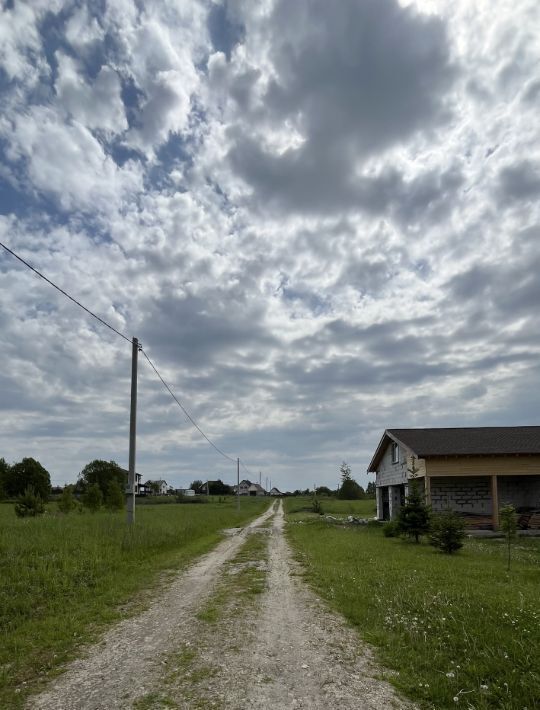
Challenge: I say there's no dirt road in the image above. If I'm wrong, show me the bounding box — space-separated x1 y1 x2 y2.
28 502 408 709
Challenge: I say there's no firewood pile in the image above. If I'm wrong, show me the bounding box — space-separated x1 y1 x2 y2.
459 513 494 530
517 510 540 529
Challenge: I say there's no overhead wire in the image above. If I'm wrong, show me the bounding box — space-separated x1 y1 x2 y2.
1 239 259 472
240 459 254 478
140 348 236 464
0 240 132 343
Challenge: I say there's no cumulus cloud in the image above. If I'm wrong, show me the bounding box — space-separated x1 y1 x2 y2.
55 53 128 136
1 0 540 491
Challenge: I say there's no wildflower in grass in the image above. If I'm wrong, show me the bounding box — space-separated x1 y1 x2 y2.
446 671 455 678
453 696 459 703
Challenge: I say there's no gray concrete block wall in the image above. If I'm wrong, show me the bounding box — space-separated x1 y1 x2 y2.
376 444 408 486
498 476 540 509
430 476 491 514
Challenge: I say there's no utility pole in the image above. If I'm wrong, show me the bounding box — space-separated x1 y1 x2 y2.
236 457 240 511
127 337 139 525
265 476 268 492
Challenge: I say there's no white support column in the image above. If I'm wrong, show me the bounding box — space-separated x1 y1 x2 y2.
388 485 401 520
376 487 383 519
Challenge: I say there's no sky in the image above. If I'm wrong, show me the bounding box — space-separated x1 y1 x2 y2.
1 0 539 492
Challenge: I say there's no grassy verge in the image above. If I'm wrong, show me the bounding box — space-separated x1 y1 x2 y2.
286 496 376 519
0 497 268 708
284 500 540 709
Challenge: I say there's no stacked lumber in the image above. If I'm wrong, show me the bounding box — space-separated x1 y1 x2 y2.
527 512 540 529
460 513 494 530
515 510 540 529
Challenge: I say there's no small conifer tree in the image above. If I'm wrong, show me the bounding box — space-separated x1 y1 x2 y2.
14 486 45 518
397 478 431 543
429 510 465 553
58 484 76 514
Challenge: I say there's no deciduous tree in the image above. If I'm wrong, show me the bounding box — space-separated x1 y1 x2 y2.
4 458 51 500
78 460 125 498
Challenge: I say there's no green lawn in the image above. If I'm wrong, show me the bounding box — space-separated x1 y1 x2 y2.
0 497 268 708
284 500 540 710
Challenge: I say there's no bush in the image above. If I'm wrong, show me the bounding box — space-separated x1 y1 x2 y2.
105 480 125 511
312 497 323 515
383 520 400 537
429 510 465 554
14 486 45 518
82 483 103 512
57 485 77 514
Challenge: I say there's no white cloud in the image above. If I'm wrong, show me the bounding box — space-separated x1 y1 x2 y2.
6 106 142 212
1 0 540 491
55 53 128 137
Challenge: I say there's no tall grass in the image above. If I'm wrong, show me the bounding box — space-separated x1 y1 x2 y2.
284 502 540 709
0 498 268 707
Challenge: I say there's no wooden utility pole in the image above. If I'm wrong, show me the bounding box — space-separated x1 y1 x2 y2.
127 337 139 525
236 457 240 511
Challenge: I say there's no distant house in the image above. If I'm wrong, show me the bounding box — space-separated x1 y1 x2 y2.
269 487 283 497
368 427 540 529
248 483 266 496
120 470 148 496
143 479 169 496
232 479 252 496
175 488 195 497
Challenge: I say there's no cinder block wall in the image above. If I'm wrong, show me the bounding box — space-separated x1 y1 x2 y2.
430 477 491 514
498 476 540 509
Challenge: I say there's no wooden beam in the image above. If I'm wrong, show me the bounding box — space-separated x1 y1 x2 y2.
491 475 499 530
425 474 431 506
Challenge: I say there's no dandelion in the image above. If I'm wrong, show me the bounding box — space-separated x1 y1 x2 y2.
453 696 459 703
446 672 455 678
480 684 488 691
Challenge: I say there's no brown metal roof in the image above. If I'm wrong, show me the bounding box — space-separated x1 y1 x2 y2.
368 426 540 471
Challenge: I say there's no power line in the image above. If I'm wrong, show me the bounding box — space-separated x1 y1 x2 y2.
0 240 131 343
141 348 236 464
1 240 252 469
240 459 254 478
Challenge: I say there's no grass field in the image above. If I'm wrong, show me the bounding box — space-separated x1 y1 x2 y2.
284 498 540 710
0 497 268 708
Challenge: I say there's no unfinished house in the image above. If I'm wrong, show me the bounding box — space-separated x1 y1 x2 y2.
367 427 540 530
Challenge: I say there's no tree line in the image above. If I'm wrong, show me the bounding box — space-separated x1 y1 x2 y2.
0 457 128 516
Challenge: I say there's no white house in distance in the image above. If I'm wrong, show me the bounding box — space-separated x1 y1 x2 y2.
368 427 540 530
232 480 267 496
269 487 283 496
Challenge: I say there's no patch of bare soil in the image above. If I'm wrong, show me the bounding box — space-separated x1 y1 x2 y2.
28 502 411 710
